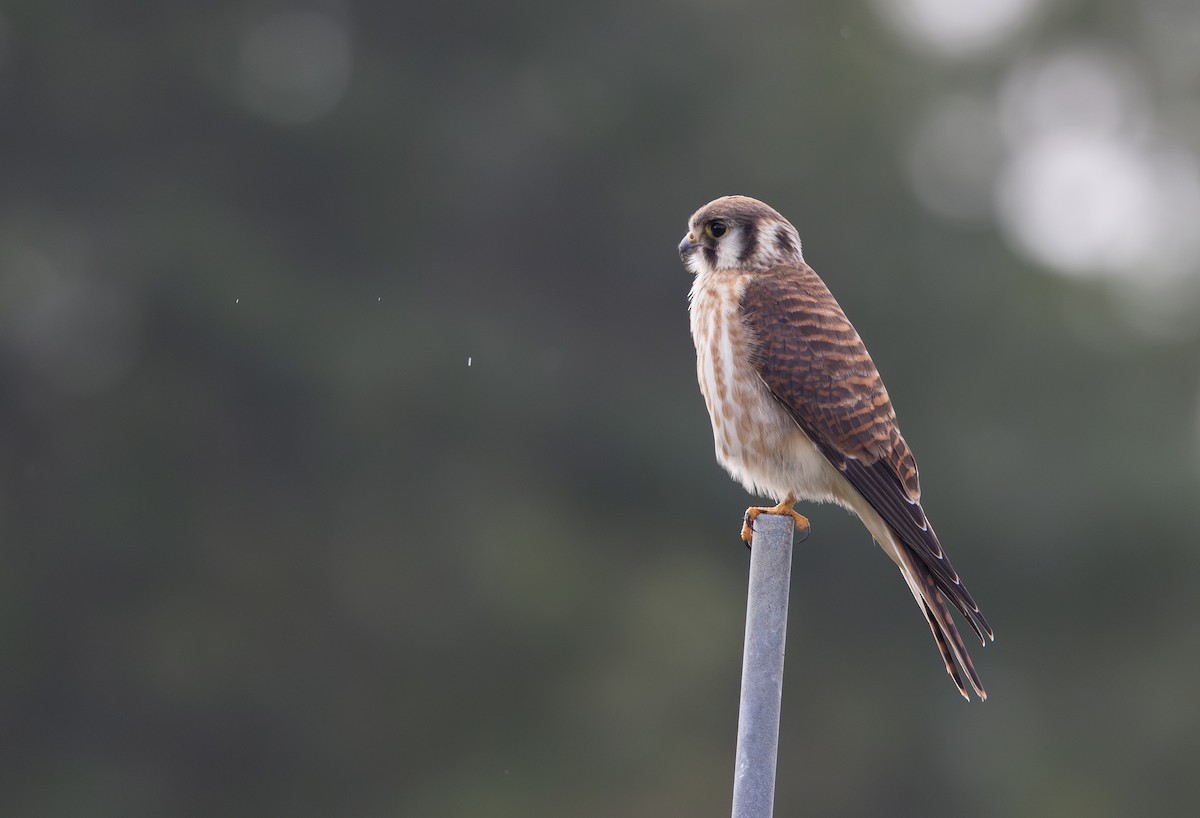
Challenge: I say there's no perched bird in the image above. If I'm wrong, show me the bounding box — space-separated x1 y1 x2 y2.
680 195 992 700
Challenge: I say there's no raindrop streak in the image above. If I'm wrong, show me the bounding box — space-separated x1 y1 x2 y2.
468 357 472 367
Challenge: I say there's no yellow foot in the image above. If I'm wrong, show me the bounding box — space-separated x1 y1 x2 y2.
741 496 811 546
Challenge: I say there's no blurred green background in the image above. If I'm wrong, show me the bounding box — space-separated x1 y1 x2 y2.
3 0 1200 815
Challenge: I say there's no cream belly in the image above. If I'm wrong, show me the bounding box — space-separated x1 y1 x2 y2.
689 271 851 508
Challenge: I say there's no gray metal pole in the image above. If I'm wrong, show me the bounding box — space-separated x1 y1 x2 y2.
731 513 796 818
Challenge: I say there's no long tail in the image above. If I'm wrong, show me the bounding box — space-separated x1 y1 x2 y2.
891 539 988 700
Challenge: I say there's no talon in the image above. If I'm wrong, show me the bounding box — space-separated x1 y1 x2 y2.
740 494 810 546
740 509 759 546
794 514 811 542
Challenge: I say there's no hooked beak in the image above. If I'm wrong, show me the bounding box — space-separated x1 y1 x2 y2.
678 233 698 259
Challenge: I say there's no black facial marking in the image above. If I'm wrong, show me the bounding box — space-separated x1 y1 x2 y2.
703 245 718 269
738 221 759 263
775 226 796 257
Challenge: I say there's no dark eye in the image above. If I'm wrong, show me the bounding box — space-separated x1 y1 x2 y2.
706 221 727 239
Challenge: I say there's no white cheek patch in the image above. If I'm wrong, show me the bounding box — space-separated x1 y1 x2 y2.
714 232 744 269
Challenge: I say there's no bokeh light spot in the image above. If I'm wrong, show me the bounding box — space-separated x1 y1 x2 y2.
997 133 1160 277
0 239 139 396
907 96 1004 224
994 47 1200 297
237 10 352 125
872 0 1043 58
999 48 1147 143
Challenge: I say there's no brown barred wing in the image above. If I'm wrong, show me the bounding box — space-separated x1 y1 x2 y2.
739 266 991 644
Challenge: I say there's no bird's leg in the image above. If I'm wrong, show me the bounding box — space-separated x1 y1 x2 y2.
741 493 811 546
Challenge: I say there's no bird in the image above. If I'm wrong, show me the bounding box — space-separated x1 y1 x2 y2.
679 195 992 700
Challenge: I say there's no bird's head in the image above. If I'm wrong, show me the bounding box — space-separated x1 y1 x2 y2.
678 195 803 276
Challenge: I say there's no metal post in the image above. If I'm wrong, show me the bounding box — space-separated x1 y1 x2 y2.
731 513 796 818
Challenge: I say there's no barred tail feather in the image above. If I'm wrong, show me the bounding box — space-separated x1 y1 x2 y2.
892 541 988 701
920 598 967 699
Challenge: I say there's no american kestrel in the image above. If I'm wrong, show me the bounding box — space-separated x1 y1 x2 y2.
680 195 992 700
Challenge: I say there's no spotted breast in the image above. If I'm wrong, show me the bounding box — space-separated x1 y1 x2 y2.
688 268 846 506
